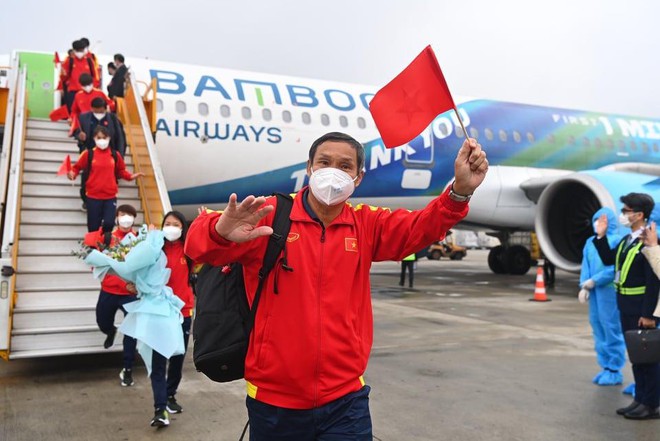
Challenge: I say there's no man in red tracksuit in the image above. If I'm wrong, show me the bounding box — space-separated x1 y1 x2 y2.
69 73 115 131
185 132 488 440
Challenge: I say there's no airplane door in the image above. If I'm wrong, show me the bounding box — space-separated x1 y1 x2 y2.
401 125 434 190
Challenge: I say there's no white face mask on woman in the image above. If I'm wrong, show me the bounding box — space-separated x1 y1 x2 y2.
117 215 134 228
308 167 358 206
95 138 110 149
163 226 182 242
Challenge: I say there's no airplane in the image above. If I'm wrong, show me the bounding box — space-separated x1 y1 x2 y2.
7 51 660 276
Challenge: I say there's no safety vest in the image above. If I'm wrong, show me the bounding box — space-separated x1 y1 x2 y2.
403 253 416 261
614 239 645 295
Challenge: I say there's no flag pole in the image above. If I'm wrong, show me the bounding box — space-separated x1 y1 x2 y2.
453 107 470 140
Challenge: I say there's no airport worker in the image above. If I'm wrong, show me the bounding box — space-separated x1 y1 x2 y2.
61 39 98 112
579 207 626 386
86 204 140 387
148 210 195 428
67 126 143 233
185 132 488 440
107 54 128 100
399 252 417 288
69 73 115 129
594 193 660 420
74 97 126 156
641 221 660 318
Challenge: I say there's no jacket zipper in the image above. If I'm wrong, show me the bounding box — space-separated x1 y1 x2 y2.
314 223 326 407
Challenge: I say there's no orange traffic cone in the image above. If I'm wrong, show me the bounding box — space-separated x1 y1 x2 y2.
529 260 551 302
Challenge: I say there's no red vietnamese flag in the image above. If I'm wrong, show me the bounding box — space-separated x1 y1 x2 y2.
369 45 456 148
53 51 61 65
56 155 71 176
49 104 69 122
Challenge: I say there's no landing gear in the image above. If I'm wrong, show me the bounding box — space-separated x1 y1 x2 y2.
487 232 533 275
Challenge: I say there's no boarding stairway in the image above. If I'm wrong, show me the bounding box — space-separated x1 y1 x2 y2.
0 54 169 359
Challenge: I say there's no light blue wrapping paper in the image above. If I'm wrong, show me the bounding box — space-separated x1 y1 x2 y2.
83 227 184 375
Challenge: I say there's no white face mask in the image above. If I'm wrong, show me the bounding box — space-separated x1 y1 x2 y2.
95 138 110 149
593 221 599 233
74 51 85 59
163 226 182 242
618 213 632 228
83 85 93 93
117 215 134 228
308 167 358 206
93 112 105 120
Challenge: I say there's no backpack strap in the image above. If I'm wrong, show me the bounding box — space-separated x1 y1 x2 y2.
246 192 294 333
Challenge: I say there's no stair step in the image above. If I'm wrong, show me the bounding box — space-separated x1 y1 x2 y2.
15 271 99 292
19 224 87 240
9 329 127 355
19 239 84 256
9 344 121 359
21 209 86 225
23 150 134 166
21 196 141 211
22 184 139 199
26 119 70 131
18 255 92 273
12 309 105 330
25 139 77 152
13 290 99 309
27 128 75 140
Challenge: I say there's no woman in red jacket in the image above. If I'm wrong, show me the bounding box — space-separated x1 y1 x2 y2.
149 211 194 428
68 126 143 242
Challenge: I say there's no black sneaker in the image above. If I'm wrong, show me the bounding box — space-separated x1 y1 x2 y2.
103 328 116 349
119 368 134 387
150 409 170 427
166 395 183 414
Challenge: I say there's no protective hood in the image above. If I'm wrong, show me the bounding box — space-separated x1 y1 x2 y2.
592 207 618 236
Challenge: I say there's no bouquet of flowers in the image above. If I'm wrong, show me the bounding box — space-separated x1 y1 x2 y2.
82 226 184 375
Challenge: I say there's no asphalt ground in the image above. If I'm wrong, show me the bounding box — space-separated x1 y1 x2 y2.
1 250 658 440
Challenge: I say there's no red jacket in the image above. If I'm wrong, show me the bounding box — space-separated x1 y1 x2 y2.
62 56 99 92
185 186 468 409
71 147 133 199
163 240 194 318
97 228 136 295
70 89 115 126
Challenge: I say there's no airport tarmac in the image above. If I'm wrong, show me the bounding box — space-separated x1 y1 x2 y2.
1 250 658 441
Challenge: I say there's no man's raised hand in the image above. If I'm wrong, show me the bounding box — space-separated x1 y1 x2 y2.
215 193 274 243
453 138 488 196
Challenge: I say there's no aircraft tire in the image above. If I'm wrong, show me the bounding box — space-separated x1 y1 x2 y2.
506 245 531 275
488 246 508 274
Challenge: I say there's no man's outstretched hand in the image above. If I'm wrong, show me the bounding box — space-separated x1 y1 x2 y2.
215 193 274 243
453 138 488 196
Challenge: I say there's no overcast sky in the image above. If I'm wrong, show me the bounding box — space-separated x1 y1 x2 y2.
2 0 658 118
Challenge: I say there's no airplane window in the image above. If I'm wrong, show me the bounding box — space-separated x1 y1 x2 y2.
321 114 330 126
242 106 252 120
526 132 535 143
630 140 637 151
455 126 464 138
606 139 614 150
262 108 272 121
220 105 231 118
513 131 521 143
469 127 479 139
438 124 450 136
568 135 575 146
175 100 186 114
547 134 555 144
618 139 626 150
282 110 292 123
498 130 507 142
302 112 311 125
156 99 163 113
357 117 366 129
654 143 659 153
594 138 602 149
485 128 493 141
339 115 348 128
642 142 649 153
582 137 590 147
198 103 209 116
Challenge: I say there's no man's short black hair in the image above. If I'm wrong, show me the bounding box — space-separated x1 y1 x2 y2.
308 132 365 172
90 97 107 108
79 73 93 86
80 37 90 47
114 53 125 63
108 62 116 70
72 40 85 51
620 193 655 220
116 204 137 218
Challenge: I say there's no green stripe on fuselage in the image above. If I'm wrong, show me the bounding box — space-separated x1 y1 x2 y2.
18 52 55 119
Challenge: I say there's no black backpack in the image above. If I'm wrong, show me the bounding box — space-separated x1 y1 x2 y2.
192 193 294 382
